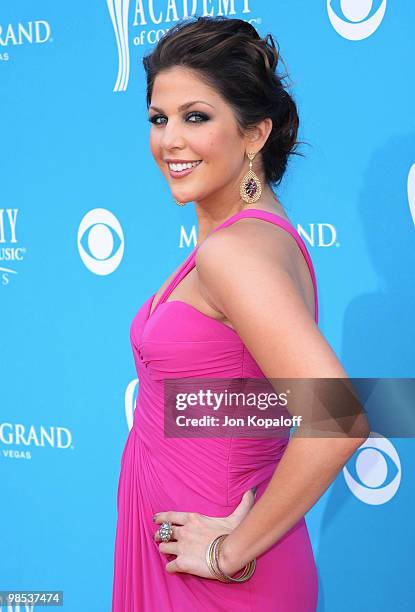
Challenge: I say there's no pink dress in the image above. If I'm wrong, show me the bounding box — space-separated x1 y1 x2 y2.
112 209 319 611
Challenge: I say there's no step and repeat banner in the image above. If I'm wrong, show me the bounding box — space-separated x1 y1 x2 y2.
1 1 414 610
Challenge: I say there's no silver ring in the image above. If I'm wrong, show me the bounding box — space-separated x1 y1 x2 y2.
159 521 173 542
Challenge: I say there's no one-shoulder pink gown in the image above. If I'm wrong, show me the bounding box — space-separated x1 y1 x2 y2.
112 209 319 611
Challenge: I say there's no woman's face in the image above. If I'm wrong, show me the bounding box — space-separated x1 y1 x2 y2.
148 66 251 206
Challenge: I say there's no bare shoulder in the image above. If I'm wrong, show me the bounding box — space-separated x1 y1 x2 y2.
199 216 291 261
195 214 313 314
194 215 345 378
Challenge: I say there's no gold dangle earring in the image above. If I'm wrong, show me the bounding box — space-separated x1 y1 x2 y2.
240 151 262 204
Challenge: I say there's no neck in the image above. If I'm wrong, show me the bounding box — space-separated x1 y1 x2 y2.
194 181 278 245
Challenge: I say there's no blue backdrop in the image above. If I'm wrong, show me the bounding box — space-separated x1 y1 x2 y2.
1 1 414 610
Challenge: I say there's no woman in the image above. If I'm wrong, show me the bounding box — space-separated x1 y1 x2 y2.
112 16 368 611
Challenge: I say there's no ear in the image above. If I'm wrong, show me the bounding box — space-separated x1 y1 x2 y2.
245 117 273 153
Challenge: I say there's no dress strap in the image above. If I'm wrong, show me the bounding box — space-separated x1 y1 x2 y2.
152 249 196 315
154 209 319 324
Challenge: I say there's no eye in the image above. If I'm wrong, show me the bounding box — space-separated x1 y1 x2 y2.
148 114 166 125
147 111 210 126
186 111 209 123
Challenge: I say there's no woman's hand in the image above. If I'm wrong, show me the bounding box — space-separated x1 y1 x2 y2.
153 487 256 578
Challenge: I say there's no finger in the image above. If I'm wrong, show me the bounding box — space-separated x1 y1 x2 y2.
165 558 184 574
153 511 190 526
158 541 180 556
154 525 182 542
229 488 256 518
153 524 174 542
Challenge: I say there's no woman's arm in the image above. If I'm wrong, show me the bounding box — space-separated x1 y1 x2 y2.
195 219 370 575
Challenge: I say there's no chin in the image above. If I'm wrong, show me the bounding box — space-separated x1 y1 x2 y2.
173 191 194 202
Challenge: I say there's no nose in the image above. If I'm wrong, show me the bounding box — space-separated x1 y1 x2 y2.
161 118 186 151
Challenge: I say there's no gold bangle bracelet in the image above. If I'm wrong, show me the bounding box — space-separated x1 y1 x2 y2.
206 534 256 583
212 534 256 582
216 536 256 582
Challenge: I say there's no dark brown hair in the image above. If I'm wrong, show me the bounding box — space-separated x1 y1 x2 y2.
143 16 303 187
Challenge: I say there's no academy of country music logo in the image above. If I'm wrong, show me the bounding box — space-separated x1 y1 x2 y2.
327 0 387 41
106 0 259 92
0 422 74 460
178 222 340 248
0 209 27 286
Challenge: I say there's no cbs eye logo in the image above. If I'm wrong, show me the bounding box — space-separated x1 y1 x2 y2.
77 208 124 275
125 378 138 431
343 432 401 505
408 163 415 228
327 0 387 40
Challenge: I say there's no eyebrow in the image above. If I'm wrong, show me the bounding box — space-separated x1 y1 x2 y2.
149 100 215 113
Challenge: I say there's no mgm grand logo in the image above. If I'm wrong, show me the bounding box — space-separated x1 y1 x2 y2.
0 20 52 46
0 422 73 460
